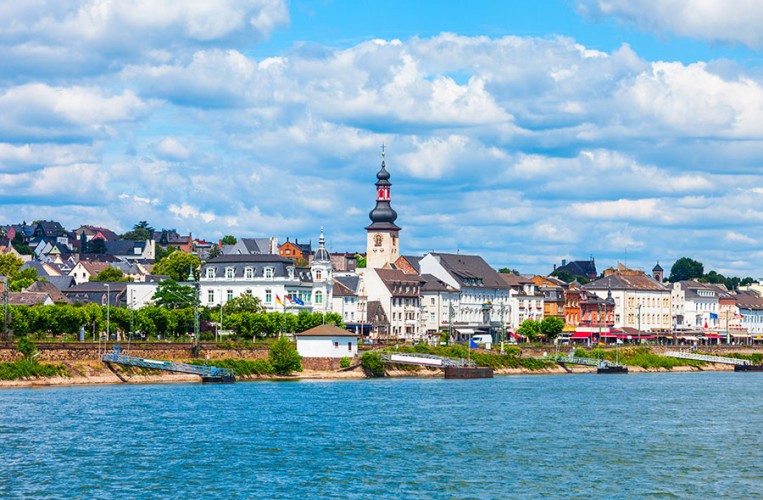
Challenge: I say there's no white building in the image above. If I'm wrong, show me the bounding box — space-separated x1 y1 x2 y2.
364 267 422 340
295 324 358 358
418 252 512 340
671 280 720 330
585 265 672 332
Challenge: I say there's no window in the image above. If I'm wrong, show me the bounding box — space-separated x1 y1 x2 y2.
207 290 214 303
431 297 435 305
225 267 234 279
264 267 273 279
288 267 294 279
244 267 254 279
315 270 322 280
206 268 215 279
348 342 352 350
334 341 339 348
315 291 323 304
265 289 272 303
227 289 233 301
246 289 252 295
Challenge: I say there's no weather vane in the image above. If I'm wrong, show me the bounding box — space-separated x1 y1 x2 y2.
381 142 385 157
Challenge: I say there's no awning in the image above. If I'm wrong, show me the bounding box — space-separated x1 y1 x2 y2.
730 333 750 338
571 332 593 339
680 335 698 341
702 333 723 339
455 328 475 335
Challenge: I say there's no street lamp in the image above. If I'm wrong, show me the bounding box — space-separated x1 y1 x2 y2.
105 283 110 342
637 303 642 344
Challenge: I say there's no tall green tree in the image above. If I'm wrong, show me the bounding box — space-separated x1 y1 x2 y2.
517 319 541 341
122 221 154 241
0 254 23 277
669 257 704 282
540 316 565 340
90 266 132 282
224 293 265 314
221 235 237 245
269 336 302 375
151 280 195 309
151 251 200 281
8 268 40 291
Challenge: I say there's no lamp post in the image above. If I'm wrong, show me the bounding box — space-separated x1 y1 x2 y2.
188 264 201 358
637 303 642 344
105 283 110 342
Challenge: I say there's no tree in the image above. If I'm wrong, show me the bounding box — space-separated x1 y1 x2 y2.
517 319 541 341
151 251 200 281
269 336 302 375
151 280 195 309
498 268 519 275
11 232 33 255
354 254 366 268
224 293 265 314
540 316 565 340
87 238 107 254
669 257 704 282
90 266 132 282
122 221 154 241
8 268 40 291
17 337 37 361
0 254 23 277
208 244 222 259
221 235 237 245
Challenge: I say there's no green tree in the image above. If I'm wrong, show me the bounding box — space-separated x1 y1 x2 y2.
0 254 23 277
517 319 541 341
540 316 565 340
151 280 194 309
122 221 154 241
354 254 366 268
498 268 519 275
11 232 33 255
8 268 40 291
151 251 200 281
17 337 37 361
224 293 265 314
269 336 302 375
208 244 222 259
88 238 107 254
550 269 589 284
221 235 237 245
361 351 384 376
90 266 132 282
669 257 704 282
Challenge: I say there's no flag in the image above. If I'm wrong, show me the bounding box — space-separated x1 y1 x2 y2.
285 295 295 304
704 321 708 329
276 295 283 306
469 339 479 348
293 296 305 306
710 313 718 320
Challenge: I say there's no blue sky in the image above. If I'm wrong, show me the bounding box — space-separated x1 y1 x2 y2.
3 0 763 278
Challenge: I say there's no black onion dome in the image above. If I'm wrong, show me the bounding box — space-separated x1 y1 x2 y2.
376 161 391 182
369 202 398 225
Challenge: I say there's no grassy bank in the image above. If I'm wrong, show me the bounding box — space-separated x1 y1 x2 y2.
380 344 557 371
573 347 705 369
0 360 69 381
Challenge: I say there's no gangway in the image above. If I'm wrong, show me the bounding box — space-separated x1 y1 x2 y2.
103 345 235 383
546 354 628 373
662 350 751 366
381 352 476 368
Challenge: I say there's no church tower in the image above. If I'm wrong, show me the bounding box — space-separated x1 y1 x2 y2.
365 148 401 269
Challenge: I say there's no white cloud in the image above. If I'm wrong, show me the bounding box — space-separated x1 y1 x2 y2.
169 203 216 223
154 137 192 161
578 0 763 49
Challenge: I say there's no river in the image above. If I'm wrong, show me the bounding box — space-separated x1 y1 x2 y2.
1 372 761 498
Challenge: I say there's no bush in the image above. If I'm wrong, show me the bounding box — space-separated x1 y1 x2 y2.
361 351 384 376
269 336 302 375
0 360 69 380
190 358 274 376
340 356 351 368
17 337 37 361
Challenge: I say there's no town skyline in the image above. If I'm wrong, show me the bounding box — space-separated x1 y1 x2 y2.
3 1 763 277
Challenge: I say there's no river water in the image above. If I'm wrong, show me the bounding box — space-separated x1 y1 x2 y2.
1 372 761 498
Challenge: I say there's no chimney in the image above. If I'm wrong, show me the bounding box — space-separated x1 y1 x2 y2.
562 259 567 267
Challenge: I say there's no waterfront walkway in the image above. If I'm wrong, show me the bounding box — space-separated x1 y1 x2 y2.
102 345 235 382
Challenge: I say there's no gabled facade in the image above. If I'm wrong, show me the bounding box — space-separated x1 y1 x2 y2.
672 280 721 330
419 252 512 336
586 264 671 331
363 267 423 341
278 238 311 262
152 229 193 253
222 237 278 256
553 258 597 280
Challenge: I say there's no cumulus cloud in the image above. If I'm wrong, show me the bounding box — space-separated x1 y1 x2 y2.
578 0 763 50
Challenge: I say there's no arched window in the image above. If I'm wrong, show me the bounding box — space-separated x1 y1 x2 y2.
315 270 322 280
315 291 323 304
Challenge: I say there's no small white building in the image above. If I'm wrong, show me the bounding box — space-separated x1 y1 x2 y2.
295 324 358 358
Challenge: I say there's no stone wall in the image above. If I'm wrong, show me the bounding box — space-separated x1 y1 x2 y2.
0 343 269 362
302 356 360 371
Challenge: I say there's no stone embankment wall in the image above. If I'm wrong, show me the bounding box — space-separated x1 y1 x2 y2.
0 343 269 362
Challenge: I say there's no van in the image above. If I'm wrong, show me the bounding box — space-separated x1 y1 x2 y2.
472 334 493 347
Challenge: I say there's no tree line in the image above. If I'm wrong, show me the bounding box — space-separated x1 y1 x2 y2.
6 303 344 341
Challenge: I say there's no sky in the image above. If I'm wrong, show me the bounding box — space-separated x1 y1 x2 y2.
3 0 763 278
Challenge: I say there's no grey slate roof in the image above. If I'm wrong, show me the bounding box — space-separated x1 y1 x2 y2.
46 276 76 291
335 275 360 292
203 254 302 280
430 253 510 290
420 273 457 293
586 273 668 292
556 259 597 278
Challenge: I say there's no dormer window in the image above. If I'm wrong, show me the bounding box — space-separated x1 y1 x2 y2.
288 267 295 279
225 267 234 279
206 268 215 279
264 267 273 279
244 267 254 279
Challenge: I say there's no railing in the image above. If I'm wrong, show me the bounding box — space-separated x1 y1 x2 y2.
381 352 476 367
546 354 623 369
663 350 751 366
103 346 235 378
